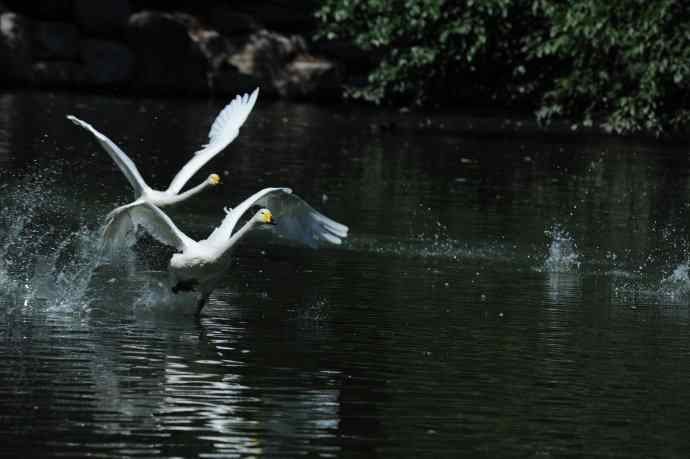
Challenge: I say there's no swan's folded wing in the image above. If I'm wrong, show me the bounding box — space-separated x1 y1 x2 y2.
128 203 195 251
166 88 260 194
67 115 148 196
204 187 348 249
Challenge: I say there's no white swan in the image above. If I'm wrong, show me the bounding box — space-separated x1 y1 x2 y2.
124 187 348 315
67 88 260 250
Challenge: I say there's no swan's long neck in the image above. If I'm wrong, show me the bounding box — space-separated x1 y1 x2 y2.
169 180 210 204
216 219 257 258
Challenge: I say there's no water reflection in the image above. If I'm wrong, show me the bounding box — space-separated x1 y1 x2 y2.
1 301 345 457
0 94 12 165
544 272 583 305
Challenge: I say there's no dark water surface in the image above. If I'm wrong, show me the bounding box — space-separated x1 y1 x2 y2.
2 91 690 458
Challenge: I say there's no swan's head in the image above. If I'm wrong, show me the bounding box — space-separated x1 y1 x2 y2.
255 208 276 226
208 174 221 186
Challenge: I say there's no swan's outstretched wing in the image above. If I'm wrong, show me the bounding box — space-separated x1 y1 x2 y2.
99 203 138 259
100 202 193 254
101 202 140 251
261 190 349 248
67 115 149 196
166 88 260 194
204 187 349 249
126 202 195 251
204 187 284 245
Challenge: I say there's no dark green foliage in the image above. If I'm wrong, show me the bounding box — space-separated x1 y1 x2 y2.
316 0 690 135
315 0 526 105
532 0 690 135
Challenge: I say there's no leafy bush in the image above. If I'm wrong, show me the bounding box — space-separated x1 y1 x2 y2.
316 0 690 135
531 0 690 135
315 0 530 105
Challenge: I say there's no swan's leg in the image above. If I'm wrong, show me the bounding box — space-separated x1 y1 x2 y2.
195 293 210 316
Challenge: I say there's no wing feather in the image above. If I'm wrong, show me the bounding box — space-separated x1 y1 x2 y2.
99 203 138 259
203 188 349 249
128 202 195 251
203 187 284 246
166 88 260 194
67 115 149 196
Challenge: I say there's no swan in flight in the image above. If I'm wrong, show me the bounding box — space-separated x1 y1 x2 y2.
67 88 260 249
125 187 348 315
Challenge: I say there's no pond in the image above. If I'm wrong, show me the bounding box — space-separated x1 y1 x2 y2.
1 90 690 458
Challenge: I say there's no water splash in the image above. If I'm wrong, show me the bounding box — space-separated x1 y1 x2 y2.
132 274 199 315
543 224 581 273
0 175 106 313
47 226 103 311
657 263 690 302
351 235 512 263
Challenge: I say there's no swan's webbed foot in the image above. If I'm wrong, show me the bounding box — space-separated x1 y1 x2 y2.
172 279 198 294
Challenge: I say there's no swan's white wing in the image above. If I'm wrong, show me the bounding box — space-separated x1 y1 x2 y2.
166 88 260 194
67 115 148 196
128 202 195 251
204 188 349 249
101 202 194 253
100 203 138 259
101 202 140 249
204 187 284 246
260 190 349 248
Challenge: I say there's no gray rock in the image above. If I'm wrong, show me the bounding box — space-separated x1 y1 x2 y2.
33 60 85 87
286 57 341 99
32 21 80 60
207 5 260 37
229 29 340 99
194 29 230 70
126 10 208 94
0 12 33 82
232 1 317 34
2 0 73 21
189 25 260 95
210 67 261 96
81 39 132 85
229 30 302 80
74 0 130 35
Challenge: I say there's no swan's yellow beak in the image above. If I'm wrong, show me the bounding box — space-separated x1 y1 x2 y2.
263 210 275 225
210 174 221 186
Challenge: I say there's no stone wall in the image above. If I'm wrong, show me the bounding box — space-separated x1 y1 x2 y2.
0 0 345 100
